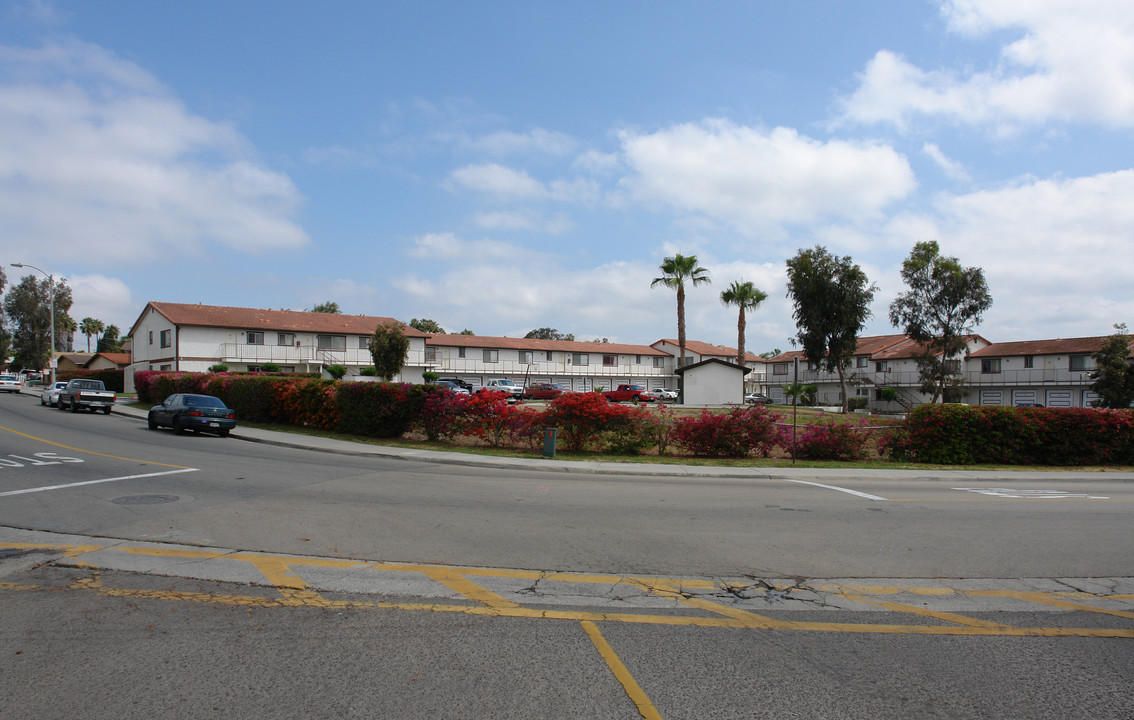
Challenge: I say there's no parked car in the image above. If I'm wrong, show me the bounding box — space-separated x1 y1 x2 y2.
0 374 19 393
472 379 525 399
602 384 660 403
656 389 678 401
432 380 471 395
524 383 566 400
745 392 773 405
40 381 69 407
17 369 42 383
148 394 237 437
437 378 473 392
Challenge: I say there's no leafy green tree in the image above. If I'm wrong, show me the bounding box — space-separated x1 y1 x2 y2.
719 280 768 367
524 327 575 341
651 253 711 368
889 241 992 403
458 329 475 335
785 246 876 412
80 317 105 352
309 301 340 314
409 318 445 333
0 267 8 364
368 321 410 381
1090 323 1134 408
3 275 73 370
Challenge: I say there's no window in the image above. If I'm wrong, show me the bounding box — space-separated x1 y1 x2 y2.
875 362 888 372
945 359 961 372
425 347 437 362
602 354 617 367
159 329 171 348
483 349 499 363
856 357 868 368
653 357 665 368
773 364 789 376
247 365 260 372
316 335 346 351
277 333 295 346
159 364 172 371
981 358 1001 374
1069 355 1090 371
572 353 589 366
246 331 264 345
1023 355 1034 369
148 331 153 345
546 351 553 361
359 337 370 349
458 347 466 358
635 355 642 364
519 350 533 364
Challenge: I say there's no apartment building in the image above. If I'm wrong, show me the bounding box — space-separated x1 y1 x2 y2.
128 302 430 383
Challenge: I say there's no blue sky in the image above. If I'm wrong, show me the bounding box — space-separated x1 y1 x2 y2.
2 0 1133 353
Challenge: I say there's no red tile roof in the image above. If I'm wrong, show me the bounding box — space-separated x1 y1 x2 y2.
970 336 1134 357
131 302 427 338
652 339 761 362
427 334 667 356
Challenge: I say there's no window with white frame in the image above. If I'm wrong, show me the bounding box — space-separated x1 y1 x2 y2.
359 337 369 349
572 353 589 366
519 350 533 364
425 347 437 362
246 331 264 345
277 333 295 346
316 335 346 351
856 356 868 368
483 349 499 363
653 357 665 368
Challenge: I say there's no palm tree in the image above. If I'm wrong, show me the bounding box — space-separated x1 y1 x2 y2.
79 317 104 353
651 253 710 368
719 280 768 367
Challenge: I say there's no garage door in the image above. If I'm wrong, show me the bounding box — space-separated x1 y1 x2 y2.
980 390 1005 406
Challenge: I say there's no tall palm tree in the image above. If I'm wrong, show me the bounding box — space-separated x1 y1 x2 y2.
651 253 710 368
79 317 104 353
720 280 768 367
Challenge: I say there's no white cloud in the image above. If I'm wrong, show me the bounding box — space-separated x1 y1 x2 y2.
406 231 535 261
471 210 573 234
839 0 1134 129
0 39 309 268
617 120 916 231
447 163 548 200
470 128 576 156
67 273 135 338
922 142 971 181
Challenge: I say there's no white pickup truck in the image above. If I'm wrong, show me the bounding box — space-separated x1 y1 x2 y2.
472 379 524 399
56 379 117 414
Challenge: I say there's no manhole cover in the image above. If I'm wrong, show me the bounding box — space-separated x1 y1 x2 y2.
111 495 180 505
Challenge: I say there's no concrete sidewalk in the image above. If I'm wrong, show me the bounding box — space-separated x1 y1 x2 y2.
23 386 1134 481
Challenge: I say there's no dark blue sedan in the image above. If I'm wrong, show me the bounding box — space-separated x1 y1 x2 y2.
148 394 237 437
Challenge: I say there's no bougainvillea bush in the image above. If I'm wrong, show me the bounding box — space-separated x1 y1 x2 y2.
785 417 873 461
882 404 1134 465
671 406 783 458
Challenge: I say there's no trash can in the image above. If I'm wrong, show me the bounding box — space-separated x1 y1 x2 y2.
542 427 557 459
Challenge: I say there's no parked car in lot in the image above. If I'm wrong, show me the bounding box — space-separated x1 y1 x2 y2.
40 381 69 406
745 392 773 405
602 384 660 402
148 394 237 437
431 380 471 395
0 374 19 393
437 378 473 392
656 388 678 401
524 383 567 400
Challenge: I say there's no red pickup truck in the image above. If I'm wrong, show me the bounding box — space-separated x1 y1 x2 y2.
602 384 659 403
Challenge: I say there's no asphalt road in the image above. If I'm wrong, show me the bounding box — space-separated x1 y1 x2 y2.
2 391 1132 719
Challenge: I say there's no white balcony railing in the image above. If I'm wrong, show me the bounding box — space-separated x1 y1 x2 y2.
426 358 672 378
764 367 1093 388
217 343 427 368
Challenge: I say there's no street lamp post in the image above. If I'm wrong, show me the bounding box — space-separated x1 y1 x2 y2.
10 263 63 386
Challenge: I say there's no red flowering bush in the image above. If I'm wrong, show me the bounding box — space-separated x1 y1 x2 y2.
275 378 339 430
672 406 782 458
415 389 472 441
546 392 622 452
601 404 661 455
786 418 872 461
464 390 514 447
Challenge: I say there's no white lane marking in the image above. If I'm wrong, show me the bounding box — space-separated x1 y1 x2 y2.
0 468 199 496
952 487 1110 500
782 478 887 501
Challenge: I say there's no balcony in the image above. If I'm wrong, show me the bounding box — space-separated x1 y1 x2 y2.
217 344 427 368
765 367 1093 388
427 357 672 378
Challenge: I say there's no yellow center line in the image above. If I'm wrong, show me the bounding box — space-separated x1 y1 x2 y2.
0 424 194 469
581 621 664 720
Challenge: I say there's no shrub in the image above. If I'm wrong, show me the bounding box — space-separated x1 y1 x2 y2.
258 363 281 373
547 392 620 452
787 418 871 461
848 396 868 411
673 408 754 458
57 368 125 393
415 388 471 441
335 382 424 438
464 390 514 447
422 371 439 383
601 405 659 455
207 364 229 373
325 365 347 380
358 366 378 377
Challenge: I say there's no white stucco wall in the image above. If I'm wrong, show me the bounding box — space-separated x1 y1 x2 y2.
681 362 746 405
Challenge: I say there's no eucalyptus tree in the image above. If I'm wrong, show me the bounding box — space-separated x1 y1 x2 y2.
785 246 877 412
651 253 711 368
889 241 992 403
720 280 768 367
